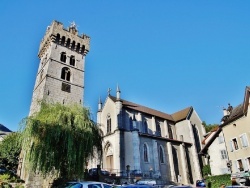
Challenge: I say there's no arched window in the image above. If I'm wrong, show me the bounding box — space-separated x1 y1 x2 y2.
70 56 75 66
107 115 111 134
76 43 80 52
168 124 173 139
81 45 85 54
144 144 149 162
61 67 70 81
61 36 65 46
71 41 76 51
56 33 60 44
159 145 165 163
156 121 161 136
66 38 71 48
60 52 66 62
144 121 148 134
129 117 133 130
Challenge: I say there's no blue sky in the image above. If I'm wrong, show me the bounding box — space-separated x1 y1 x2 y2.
1 1 250 131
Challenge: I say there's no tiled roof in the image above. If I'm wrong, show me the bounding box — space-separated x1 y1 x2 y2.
109 95 191 123
226 104 243 123
171 107 192 122
221 86 250 126
0 124 12 133
199 127 221 155
201 126 219 145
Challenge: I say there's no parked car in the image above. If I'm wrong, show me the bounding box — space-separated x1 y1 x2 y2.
196 180 206 187
120 184 153 188
65 181 113 188
89 168 110 177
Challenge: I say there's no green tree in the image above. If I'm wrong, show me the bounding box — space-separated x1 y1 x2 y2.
202 121 218 133
20 102 103 181
0 132 21 172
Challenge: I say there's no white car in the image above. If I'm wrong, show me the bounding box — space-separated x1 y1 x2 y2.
65 181 113 188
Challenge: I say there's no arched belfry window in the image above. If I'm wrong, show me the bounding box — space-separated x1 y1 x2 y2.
144 144 149 162
66 38 71 48
61 67 71 81
70 56 75 66
107 115 111 134
61 36 65 46
159 145 165 163
56 34 60 44
144 121 148 134
71 41 75 51
81 45 85 54
76 43 80 52
60 52 66 63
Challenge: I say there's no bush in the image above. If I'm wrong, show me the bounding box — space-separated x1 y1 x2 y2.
202 165 211 176
206 174 231 188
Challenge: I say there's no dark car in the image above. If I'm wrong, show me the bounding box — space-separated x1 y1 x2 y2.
196 180 206 187
89 168 110 177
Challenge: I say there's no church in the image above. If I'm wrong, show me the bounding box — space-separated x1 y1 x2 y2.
95 86 205 185
21 20 206 186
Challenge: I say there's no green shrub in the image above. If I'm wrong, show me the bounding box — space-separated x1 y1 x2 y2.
206 174 231 188
202 165 211 176
0 174 11 181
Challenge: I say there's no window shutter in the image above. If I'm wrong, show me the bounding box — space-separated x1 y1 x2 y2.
229 141 234 152
243 134 249 147
242 159 247 171
246 158 250 170
234 161 238 172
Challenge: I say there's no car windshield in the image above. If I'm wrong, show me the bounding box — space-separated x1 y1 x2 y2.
88 184 102 188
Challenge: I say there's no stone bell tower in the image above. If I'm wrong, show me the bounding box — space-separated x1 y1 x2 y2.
29 20 90 115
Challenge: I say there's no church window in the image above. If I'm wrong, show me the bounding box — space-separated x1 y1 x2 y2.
66 38 71 48
81 45 85 54
70 56 75 66
60 52 66 62
61 82 71 93
129 117 133 130
107 115 111 134
159 145 165 163
156 121 161 136
61 67 71 81
76 43 80 52
144 121 148 134
143 144 149 162
168 124 173 139
71 41 75 51
61 36 65 46
56 33 60 44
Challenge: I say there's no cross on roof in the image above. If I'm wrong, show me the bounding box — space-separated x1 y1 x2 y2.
107 88 112 95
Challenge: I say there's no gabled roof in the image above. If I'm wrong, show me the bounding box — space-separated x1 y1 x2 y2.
108 95 192 123
199 126 221 155
171 106 193 123
221 86 250 127
201 126 219 145
0 124 12 133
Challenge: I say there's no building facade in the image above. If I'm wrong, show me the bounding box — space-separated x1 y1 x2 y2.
220 87 250 184
29 20 90 115
95 86 206 185
200 127 231 176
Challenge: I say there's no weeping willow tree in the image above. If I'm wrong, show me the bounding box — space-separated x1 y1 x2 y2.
19 102 103 180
